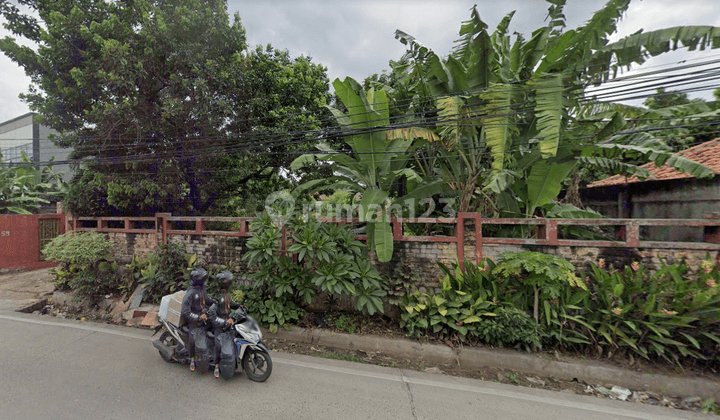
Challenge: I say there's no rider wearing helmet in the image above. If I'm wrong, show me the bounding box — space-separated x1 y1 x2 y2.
181 267 217 372
208 270 244 378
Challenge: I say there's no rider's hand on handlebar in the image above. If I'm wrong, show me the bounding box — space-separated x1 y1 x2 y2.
199 313 208 321
226 318 235 327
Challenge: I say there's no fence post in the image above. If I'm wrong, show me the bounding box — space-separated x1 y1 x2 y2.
546 219 558 245
626 220 640 247
392 218 403 241
457 213 466 271
474 214 482 265
156 213 170 246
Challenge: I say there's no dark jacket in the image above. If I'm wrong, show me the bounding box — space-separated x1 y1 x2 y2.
208 291 242 331
180 285 216 329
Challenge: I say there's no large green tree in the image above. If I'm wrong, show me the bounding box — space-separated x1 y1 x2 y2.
208 44 332 217
0 0 330 216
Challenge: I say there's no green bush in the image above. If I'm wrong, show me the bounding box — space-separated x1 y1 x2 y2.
233 286 305 332
492 251 587 323
125 243 197 303
399 259 503 342
398 255 582 348
475 307 543 351
242 211 388 328
575 259 720 365
42 232 119 298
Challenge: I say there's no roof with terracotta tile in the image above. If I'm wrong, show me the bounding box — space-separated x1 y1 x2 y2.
587 138 720 188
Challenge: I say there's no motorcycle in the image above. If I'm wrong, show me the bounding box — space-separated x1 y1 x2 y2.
152 307 273 382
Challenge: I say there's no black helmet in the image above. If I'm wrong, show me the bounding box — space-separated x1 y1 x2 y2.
190 268 208 287
217 270 234 290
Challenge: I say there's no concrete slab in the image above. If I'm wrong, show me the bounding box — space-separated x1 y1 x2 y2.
0 268 55 301
140 311 159 328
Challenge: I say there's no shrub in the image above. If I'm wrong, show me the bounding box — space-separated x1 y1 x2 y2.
578 259 720 366
125 243 197 303
399 259 504 342
493 251 587 323
233 286 305 332
475 307 543 351
399 257 584 350
242 211 388 328
42 232 119 298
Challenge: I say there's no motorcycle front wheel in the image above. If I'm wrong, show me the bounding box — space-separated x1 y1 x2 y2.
243 350 272 382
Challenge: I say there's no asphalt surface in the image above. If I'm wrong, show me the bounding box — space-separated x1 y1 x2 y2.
0 301 714 420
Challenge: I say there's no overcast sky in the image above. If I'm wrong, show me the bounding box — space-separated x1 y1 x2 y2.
1 0 720 124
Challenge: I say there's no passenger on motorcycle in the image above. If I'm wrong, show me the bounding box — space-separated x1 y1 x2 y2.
180 267 217 372
208 270 245 378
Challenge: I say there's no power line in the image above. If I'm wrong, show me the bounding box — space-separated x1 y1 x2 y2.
4 59 720 168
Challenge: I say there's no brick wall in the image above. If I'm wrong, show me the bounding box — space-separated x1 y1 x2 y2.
96 222 719 292
167 234 249 269
372 241 715 291
107 232 157 263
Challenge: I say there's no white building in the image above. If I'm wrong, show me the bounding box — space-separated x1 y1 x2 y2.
0 112 72 182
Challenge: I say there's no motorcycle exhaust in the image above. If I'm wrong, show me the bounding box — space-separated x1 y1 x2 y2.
153 339 174 361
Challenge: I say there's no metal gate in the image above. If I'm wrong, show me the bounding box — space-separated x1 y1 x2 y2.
38 218 60 260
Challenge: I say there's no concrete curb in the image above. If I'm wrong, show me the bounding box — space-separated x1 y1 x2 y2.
266 326 720 401
14 298 48 313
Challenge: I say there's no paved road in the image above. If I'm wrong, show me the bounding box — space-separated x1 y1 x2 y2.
0 304 713 420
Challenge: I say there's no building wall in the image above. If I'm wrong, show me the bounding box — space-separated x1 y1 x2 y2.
582 178 720 242
0 114 34 162
0 113 72 182
38 124 71 182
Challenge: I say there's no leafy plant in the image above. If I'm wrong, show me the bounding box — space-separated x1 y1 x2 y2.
579 259 720 365
493 251 587 323
125 243 197 303
475 307 543 351
0 151 65 215
399 259 502 341
334 314 357 334
292 77 443 262
237 286 305 331
505 372 520 385
242 210 389 328
42 232 119 298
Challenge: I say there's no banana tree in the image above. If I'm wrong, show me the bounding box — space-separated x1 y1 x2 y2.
0 152 65 215
394 0 719 219
292 77 442 262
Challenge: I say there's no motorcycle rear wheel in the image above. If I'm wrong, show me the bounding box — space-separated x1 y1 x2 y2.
243 351 272 382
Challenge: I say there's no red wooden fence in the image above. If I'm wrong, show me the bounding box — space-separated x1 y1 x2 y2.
69 213 720 269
